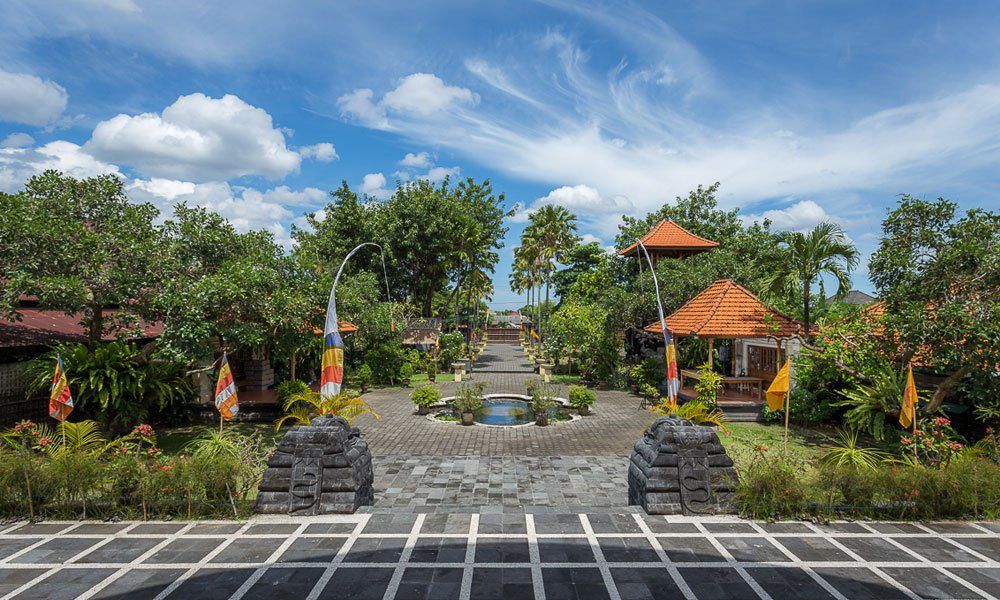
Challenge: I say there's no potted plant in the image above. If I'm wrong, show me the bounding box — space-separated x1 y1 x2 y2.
453 382 486 426
399 362 415 387
531 385 556 426
568 385 596 416
627 364 642 394
410 385 440 415
426 360 438 383
357 364 373 393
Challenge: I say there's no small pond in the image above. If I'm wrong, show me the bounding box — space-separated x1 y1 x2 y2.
435 395 572 426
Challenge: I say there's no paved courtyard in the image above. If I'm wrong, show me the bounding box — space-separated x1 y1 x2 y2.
0 515 998 600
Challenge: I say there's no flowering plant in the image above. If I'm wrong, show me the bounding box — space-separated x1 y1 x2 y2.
900 417 964 468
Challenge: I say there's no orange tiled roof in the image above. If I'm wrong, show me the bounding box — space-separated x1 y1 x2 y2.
619 220 719 256
645 279 803 338
309 320 358 335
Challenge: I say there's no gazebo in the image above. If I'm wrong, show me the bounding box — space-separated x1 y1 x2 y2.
645 279 806 420
618 219 719 265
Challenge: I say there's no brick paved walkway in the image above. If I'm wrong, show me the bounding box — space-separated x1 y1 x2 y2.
1 515 997 599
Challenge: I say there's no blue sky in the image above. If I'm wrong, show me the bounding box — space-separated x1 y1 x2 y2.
1 1 998 308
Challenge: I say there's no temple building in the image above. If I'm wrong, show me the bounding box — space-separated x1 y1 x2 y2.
618 219 719 264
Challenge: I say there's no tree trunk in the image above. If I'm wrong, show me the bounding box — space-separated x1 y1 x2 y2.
87 302 103 349
925 366 970 413
544 276 551 342
422 291 434 318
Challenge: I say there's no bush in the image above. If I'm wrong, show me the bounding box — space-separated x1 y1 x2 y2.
399 362 415 381
732 447 809 520
356 364 373 387
531 384 557 413
364 342 406 384
453 383 486 414
276 379 310 404
438 332 465 366
410 386 441 408
694 362 722 406
567 385 596 409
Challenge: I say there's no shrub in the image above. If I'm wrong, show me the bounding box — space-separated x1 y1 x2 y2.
834 364 905 440
453 383 486 414
567 385 596 409
425 360 437 377
638 383 659 400
732 447 809 520
694 361 722 406
275 389 380 429
364 342 406 384
356 364 373 387
653 399 727 429
899 417 965 468
410 386 441 408
438 332 465 366
530 384 557 413
276 379 310 404
399 362 415 381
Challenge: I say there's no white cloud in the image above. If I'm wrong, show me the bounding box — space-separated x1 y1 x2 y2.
359 172 390 199
399 151 432 168
85 93 301 181
422 165 460 182
338 73 477 128
297 142 338 162
1 133 35 149
531 184 634 214
744 199 837 232
0 69 69 126
392 170 411 181
0 141 119 192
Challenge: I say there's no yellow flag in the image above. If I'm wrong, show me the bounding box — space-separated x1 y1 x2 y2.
765 359 791 411
899 364 917 429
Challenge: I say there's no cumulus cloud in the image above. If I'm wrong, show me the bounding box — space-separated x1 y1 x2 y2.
0 69 69 126
338 73 477 128
359 172 390 199
1 133 35 149
0 141 119 192
85 93 301 181
297 142 338 162
531 184 634 214
744 199 837 232
422 165 460 182
399 151 432 168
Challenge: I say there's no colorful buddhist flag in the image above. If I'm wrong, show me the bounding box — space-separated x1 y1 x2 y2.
530 328 540 341
766 359 791 411
214 352 239 420
664 341 680 402
49 355 73 422
899 364 917 429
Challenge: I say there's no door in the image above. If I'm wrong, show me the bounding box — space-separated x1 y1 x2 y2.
746 344 779 382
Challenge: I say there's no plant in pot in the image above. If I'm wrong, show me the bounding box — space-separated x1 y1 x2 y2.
627 364 642 394
410 385 440 416
426 359 438 383
567 385 596 416
399 362 415 387
357 364 373 393
531 385 556 426
453 382 486 426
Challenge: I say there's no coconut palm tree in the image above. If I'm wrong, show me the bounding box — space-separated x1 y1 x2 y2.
764 222 860 341
523 206 579 339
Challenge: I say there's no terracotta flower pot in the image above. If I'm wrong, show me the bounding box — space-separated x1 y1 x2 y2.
578 405 590 416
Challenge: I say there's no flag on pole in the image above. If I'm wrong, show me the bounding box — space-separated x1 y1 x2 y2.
766 359 791 411
530 328 540 341
320 328 345 398
899 364 917 429
214 352 239 420
49 354 73 422
664 341 680 402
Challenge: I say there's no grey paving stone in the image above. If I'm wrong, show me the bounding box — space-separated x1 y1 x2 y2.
91 568 188 600
542 567 611 600
834 536 921 562
715 536 790 562
241 567 325 600
597 537 660 562
0 539 41 560
276 537 347 563
881 566 986 599
243 523 298 535
471 567 535 599
703 523 756 534
187 523 244 535
657 536 725 562
10 537 101 563
477 513 526 534
947 568 1000 598
317 566 394 599
639 517 699 534
75 536 163 563
922 522 983 534
6 523 73 535
361 514 418 534
757 522 813 534
775 536 855 562
303 522 358 535
892 536 984 562
209 537 285 563
610 567 684 600
141 537 224 564
746 566 837 600
409 537 468 563
538 538 596 563
948 535 1000 557
395 567 464 600
813 567 911 600
586 513 641 534
475 537 530 563
676 566 758 600
533 514 585 534
166 567 255 599
128 523 186 535
70 523 129 535
975 522 1000 533
343 536 406 563
816 522 869 534
0 568 46 597
418 513 472 534
867 522 924 534
11 567 115 600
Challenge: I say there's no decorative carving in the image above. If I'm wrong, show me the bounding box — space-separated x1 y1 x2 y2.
255 416 374 515
628 415 737 515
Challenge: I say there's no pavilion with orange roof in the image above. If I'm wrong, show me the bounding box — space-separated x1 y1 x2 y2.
618 219 719 264
644 278 807 420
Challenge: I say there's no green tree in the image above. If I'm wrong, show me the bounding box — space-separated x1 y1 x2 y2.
763 222 860 342
0 171 163 347
552 242 605 299
522 205 579 338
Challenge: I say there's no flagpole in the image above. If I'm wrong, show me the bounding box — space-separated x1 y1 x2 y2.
911 363 917 461
635 239 673 402
783 348 790 455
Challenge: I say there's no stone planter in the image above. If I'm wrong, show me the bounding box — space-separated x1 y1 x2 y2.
461 412 475 426
452 362 466 382
417 405 429 415
535 413 549 427
401 378 411 387
577 404 590 416
539 362 554 383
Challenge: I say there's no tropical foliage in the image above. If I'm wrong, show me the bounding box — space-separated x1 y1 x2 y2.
274 389 380 430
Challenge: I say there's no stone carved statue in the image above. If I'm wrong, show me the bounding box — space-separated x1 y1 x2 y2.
628 415 737 515
255 416 374 515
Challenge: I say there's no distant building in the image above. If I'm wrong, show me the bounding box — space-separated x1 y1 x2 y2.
618 219 718 265
828 290 876 305
401 318 442 351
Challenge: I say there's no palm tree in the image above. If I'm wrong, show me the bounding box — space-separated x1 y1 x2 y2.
765 222 859 341
524 206 579 339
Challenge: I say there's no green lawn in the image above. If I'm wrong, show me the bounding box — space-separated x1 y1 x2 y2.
157 422 280 455
719 422 840 463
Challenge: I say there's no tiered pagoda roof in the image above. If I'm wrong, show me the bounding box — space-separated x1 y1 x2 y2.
618 219 718 258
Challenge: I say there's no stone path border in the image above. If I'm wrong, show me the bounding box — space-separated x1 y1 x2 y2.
1 515 997 599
